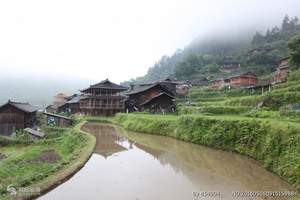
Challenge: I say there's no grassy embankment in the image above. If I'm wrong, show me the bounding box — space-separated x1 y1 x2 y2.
0 120 96 200
111 70 300 194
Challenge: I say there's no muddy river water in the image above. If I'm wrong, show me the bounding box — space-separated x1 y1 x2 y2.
39 123 295 200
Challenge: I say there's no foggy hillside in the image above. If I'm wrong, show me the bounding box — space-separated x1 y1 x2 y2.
0 76 91 107
122 15 300 85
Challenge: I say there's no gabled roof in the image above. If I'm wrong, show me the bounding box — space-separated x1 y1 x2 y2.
140 92 175 106
0 100 38 113
81 79 127 92
278 65 289 70
227 70 256 78
277 56 290 63
66 94 87 104
54 92 70 98
43 112 72 120
138 78 177 87
212 70 256 81
126 83 174 96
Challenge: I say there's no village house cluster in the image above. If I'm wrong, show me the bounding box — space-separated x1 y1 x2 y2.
0 78 179 136
47 78 178 116
0 56 290 137
210 57 290 90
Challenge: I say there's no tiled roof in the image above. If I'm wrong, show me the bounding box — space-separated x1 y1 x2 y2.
126 83 174 96
43 112 72 120
66 94 87 104
140 92 175 106
0 100 38 113
277 56 290 63
213 70 256 81
81 79 127 91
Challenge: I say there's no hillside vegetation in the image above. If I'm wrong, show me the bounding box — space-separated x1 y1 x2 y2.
112 68 300 194
122 15 300 85
182 69 300 115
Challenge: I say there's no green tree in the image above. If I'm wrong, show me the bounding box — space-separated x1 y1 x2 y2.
252 31 264 45
282 15 290 32
288 34 300 68
175 53 203 79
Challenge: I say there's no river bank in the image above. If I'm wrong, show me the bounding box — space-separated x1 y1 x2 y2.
0 121 96 200
40 122 296 200
107 113 300 194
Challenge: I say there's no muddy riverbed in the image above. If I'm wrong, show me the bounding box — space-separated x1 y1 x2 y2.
39 123 295 200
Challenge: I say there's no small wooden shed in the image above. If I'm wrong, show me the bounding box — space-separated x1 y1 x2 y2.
44 112 73 127
0 100 38 136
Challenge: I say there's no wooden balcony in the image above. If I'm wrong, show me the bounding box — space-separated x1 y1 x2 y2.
80 104 124 110
84 95 125 99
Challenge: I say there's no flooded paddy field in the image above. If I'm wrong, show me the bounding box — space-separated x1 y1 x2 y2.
39 123 295 200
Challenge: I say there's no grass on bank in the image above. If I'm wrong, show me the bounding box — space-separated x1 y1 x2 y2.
79 70 300 197
0 121 96 200
113 113 300 194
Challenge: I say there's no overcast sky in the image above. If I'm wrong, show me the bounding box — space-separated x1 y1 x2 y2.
1 0 300 83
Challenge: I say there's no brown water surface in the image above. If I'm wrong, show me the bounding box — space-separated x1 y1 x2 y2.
39 123 295 200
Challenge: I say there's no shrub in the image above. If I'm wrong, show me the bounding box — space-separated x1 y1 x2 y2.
244 110 280 118
279 104 300 119
200 106 251 115
178 105 251 115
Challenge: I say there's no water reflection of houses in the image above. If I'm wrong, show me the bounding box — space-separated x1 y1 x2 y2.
134 143 165 159
123 129 293 192
82 124 128 158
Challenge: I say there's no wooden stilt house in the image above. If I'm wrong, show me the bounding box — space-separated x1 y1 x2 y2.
125 83 176 113
79 79 128 116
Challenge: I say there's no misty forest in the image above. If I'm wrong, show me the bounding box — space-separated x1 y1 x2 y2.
123 15 300 85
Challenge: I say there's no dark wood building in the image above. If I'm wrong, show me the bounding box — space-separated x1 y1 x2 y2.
176 83 190 97
58 94 82 114
140 92 175 114
79 79 127 116
0 100 38 136
211 71 258 89
126 83 175 113
229 71 258 88
53 92 69 110
44 112 73 127
274 57 290 83
211 79 226 89
138 78 177 95
157 78 177 95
